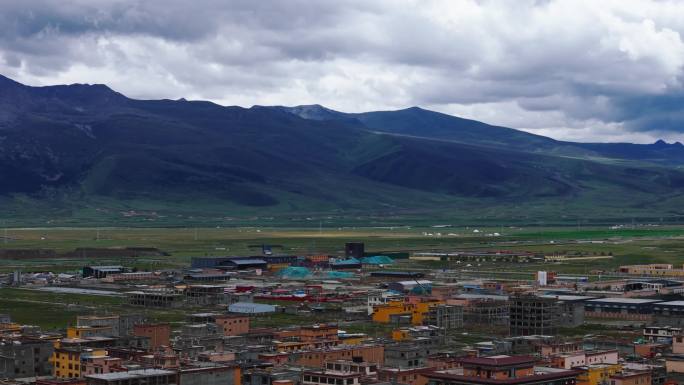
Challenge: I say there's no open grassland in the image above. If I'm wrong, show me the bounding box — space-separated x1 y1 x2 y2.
0 225 683 274
1 225 684 333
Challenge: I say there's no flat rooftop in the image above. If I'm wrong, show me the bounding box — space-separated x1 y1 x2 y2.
539 295 595 301
86 368 175 380
586 298 661 304
654 301 684 307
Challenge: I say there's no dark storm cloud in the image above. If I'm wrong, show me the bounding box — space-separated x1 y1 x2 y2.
1 0 684 143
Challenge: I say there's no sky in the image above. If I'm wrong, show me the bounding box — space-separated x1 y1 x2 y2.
1 0 684 144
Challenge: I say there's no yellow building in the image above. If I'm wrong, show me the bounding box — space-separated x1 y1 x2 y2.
66 326 114 339
618 264 684 277
372 299 444 325
51 346 107 378
338 334 367 345
577 364 623 385
392 329 410 341
268 263 291 272
0 322 22 333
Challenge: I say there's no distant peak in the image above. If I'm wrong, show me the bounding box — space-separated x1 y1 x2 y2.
292 104 331 111
653 139 668 147
0 74 23 87
65 82 115 92
278 104 346 121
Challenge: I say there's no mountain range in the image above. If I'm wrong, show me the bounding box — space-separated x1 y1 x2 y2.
1 74 684 225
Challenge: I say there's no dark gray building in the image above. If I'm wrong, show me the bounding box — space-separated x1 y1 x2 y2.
425 304 463 329
539 295 592 327
242 367 301 385
0 338 54 378
384 343 429 369
509 295 561 336
178 365 237 385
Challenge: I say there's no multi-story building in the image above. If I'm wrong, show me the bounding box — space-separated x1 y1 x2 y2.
425 355 579 385
0 337 55 378
67 326 116 339
178 364 239 385
510 296 561 336
575 364 622 385
622 363 666 385
214 314 250 336
551 350 619 370
52 347 108 378
384 343 429 369
651 301 684 327
303 369 362 385
133 323 171 350
75 315 144 337
126 291 183 308
82 355 122 376
585 299 661 321
538 295 590 327
425 305 463 330
463 299 510 326
643 326 682 343
284 344 385 368
378 367 431 385
618 264 684 277
367 290 405 315
609 371 651 385
372 299 445 326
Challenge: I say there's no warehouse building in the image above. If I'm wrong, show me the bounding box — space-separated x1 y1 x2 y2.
584 298 661 320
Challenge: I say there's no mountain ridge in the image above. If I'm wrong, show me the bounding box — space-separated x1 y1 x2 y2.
2 75 684 224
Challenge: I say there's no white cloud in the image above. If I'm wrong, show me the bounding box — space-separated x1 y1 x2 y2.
1 0 684 143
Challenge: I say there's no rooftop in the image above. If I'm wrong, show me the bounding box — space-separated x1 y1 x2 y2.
460 355 535 367
586 298 661 304
426 368 579 385
654 301 684 307
538 295 595 302
226 259 267 265
86 369 175 380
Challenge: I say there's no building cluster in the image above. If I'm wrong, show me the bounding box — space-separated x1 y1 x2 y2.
2 245 684 385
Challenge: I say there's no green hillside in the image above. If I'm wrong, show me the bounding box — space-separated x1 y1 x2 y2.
2 75 684 226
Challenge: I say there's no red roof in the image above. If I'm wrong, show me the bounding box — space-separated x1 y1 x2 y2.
426 370 580 385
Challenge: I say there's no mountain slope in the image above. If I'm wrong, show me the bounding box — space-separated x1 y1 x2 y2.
2 75 684 224
281 105 684 165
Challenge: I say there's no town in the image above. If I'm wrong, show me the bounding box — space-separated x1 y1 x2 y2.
2 240 684 385
2 3 684 385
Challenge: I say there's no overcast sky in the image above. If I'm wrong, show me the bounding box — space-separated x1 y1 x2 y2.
1 0 684 143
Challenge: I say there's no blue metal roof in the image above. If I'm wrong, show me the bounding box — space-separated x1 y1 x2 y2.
228 259 267 265
332 258 361 266
228 302 276 314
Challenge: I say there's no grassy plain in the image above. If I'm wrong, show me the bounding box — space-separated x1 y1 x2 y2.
1 224 683 334
1 225 683 274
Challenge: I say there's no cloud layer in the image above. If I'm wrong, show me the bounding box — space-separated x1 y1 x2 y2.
1 0 683 143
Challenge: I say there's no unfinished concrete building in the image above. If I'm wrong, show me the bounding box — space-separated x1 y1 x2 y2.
509 295 561 336
464 300 510 326
425 304 463 330
126 291 183 308
185 285 225 306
